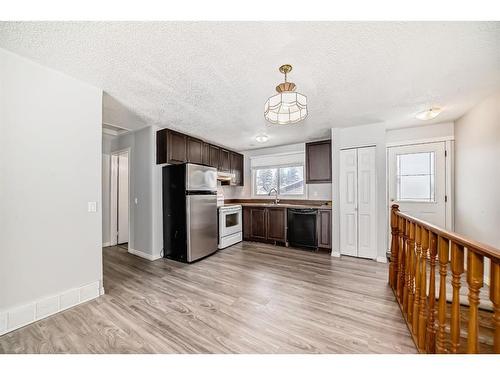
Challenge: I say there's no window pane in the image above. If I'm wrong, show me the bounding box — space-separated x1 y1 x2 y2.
396 151 435 202
398 152 431 175
279 166 304 195
255 168 278 195
399 175 431 201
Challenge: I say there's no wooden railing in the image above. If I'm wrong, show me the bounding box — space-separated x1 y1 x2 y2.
388 204 500 354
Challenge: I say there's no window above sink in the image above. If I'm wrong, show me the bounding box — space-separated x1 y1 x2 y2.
253 165 305 198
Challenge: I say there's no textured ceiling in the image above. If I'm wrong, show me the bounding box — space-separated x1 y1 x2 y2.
1 22 499 150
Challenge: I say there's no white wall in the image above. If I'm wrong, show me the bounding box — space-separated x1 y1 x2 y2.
109 126 162 259
386 122 454 145
0 49 102 324
455 92 500 252
222 142 332 201
102 134 114 246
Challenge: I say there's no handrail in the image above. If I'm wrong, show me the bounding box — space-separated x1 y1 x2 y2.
395 210 500 260
388 204 499 354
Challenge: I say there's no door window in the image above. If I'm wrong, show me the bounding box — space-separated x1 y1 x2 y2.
396 152 435 202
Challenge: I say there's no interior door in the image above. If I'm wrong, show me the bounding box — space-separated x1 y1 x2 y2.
117 152 129 244
357 147 377 259
388 142 446 228
339 149 358 256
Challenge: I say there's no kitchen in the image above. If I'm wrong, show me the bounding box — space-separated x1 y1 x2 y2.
156 126 334 263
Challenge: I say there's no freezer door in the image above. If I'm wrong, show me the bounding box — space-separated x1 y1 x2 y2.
186 163 217 192
186 194 218 262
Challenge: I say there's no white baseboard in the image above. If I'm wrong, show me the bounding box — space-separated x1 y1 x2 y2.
376 256 388 264
128 247 162 261
102 242 112 247
0 280 102 336
331 251 341 258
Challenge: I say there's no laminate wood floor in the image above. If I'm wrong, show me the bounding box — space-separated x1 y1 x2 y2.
0 242 416 353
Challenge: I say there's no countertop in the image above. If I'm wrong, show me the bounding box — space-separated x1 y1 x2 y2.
224 200 332 210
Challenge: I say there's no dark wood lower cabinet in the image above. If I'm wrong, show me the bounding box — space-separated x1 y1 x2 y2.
317 209 332 249
243 206 332 250
249 207 267 241
267 207 286 242
243 206 286 244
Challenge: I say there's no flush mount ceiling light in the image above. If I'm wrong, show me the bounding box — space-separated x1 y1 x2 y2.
415 107 443 121
255 134 269 143
264 64 307 125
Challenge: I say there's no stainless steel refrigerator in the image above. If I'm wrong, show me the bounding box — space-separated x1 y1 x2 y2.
162 163 218 263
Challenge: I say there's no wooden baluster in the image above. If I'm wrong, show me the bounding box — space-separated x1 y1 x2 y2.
491 260 500 354
412 224 422 336
389 205 400 289
403 219 410 315
397 217 406 303
418 228 429 351
466 249 484 354
426 231 437 353
407 221 416 324
436 236 450 353
450 242 464 353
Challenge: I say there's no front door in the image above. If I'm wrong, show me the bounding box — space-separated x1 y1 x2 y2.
387 142 446 228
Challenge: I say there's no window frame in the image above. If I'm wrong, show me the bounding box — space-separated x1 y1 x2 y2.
396 151 436 203
252 163 307 199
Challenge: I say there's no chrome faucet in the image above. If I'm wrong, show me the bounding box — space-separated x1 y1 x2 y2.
268 188 280 205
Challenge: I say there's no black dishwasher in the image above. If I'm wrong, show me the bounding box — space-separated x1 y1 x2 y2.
287 208 318 250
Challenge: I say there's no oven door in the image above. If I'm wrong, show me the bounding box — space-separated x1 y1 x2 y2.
219 208 242 238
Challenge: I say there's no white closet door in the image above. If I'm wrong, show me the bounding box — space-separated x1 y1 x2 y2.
339 149 358 256
357 147 377 259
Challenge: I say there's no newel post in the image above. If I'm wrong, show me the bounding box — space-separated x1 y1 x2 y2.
389 204 400 289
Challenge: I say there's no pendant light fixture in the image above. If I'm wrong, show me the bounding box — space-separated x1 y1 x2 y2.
264 64 307 125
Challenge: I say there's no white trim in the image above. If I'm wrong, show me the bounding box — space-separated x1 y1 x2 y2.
386 136 454 148
102 121 132 132
330 251 341 258
0 281 102 336
102 241 112 247
249 150 304 161
128 247 162 261
340 143 377 151
102 127 120 136
376 256 388 263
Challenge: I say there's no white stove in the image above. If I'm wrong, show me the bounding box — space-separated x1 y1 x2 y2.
218 204 243 249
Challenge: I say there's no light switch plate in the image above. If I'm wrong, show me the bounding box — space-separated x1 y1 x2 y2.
87 201 97 213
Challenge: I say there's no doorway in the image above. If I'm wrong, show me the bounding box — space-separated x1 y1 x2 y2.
387 142 447 228
110 149 130 247
339 146 377 259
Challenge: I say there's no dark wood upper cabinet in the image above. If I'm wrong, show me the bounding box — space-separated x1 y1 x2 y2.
306 139 332 183
202 142 210 165
219 148 231 172
156 129 245 185
267 207 287 242
317 209 332 249
167 130 187 164
230 151 244 186
208 144 220 168
187 136 203 164
156 128 169 164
